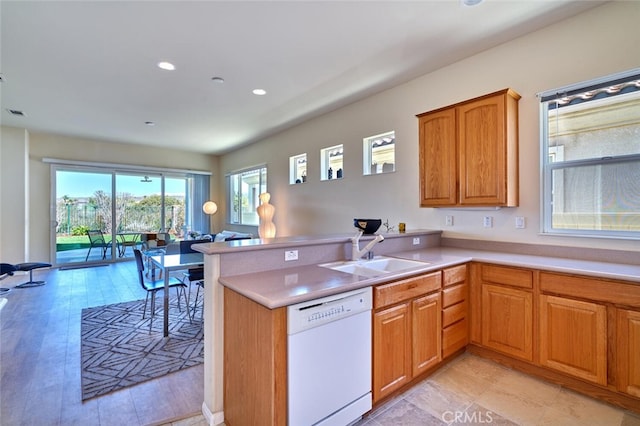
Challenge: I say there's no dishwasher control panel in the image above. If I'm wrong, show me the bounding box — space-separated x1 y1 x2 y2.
287 287 372 335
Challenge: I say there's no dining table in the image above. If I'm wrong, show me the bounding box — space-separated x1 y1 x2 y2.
149 252 204 337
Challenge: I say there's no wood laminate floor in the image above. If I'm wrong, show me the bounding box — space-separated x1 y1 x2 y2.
0 261 204 426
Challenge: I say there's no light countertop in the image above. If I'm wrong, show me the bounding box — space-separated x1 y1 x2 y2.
218 246 640 309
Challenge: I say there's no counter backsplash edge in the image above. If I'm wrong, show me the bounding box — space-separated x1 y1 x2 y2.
441 237 640 266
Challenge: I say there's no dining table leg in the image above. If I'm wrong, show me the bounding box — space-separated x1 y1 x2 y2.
163 269 169 337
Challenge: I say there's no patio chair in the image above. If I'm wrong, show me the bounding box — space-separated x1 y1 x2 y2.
85 230 111 261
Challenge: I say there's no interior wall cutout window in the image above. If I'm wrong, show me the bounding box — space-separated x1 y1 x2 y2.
539 69 640 238
227 165 267 226
320 144 343 181
363 131 395 175
289 153 307 184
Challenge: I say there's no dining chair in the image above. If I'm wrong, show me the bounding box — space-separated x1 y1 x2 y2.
179 239 208 321
85 230 111 261
133 249 188 332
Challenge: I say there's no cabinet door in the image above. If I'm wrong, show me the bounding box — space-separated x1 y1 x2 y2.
412 293 441 376
540 294 607 385
458 93 506 205
482 284 533 361
418 108 457 206
617 308 640 397
373 302 411 402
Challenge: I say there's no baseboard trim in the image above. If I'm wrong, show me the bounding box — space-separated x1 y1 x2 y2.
202 401 224 426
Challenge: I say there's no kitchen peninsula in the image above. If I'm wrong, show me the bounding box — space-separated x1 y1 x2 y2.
193 231 640 426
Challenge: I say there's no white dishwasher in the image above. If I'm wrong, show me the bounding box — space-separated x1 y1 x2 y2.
288 286 372 426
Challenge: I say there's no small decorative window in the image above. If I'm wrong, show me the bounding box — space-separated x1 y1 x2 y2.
289 153 307 184
363 131 395 175
320 144 343 181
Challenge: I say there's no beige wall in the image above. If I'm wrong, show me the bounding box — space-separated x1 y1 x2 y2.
219 1 640 253
0 129 219 263
0 126 29 263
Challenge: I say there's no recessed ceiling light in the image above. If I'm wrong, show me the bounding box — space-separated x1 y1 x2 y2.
253 89 267 96
145 121 155 126
461 0 484 5
157 61 175 71
211 76 225 83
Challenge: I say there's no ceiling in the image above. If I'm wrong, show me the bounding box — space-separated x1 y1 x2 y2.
0 1 604 155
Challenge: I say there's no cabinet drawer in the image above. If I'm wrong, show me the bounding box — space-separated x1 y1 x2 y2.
443 301 466 327
481 264 532 289
443 264 466 287
375 272 441 309
540 272 640 306
442 283 467 308
442 318 468 358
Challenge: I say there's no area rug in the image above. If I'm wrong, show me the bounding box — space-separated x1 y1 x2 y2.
81 296 203 400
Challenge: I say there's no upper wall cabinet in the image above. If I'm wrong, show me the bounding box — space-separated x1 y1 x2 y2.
417 89 521 207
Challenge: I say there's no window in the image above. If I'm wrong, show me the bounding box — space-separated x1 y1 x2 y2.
289 153 307 184
227 165 267 226
363 131 395 175
539 69 640 238
320 144 343 181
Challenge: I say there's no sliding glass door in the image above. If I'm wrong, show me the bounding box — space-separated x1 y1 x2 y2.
52 166 208 267
54 168 116 265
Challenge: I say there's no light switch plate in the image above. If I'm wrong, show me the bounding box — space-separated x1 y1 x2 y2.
515 216 526 229
412 237 420 245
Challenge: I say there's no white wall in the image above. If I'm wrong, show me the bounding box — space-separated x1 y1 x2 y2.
219 1 640 253
0 129 219 263
0 126 28 263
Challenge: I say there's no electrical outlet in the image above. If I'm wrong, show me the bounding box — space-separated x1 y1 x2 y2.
412 237 420 245
284 250 298 261
483 216 493 228
515 216 526 229
445 215 454 226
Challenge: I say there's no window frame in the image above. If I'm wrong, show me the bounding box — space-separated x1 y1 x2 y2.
363 130 396 176
226 165 267 226
539 68 640 239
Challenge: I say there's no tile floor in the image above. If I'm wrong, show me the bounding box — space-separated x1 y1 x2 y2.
165 352 640 426
356 353 640 426
0 261 203 426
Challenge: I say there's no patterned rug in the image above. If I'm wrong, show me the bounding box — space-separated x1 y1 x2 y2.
81 296 204 400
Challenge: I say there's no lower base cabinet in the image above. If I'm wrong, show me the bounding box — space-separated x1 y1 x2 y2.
372 272 441 403
617 308 640 397
412 293 442 376
481 283 533 361
540 294 607 385
373 302 412 401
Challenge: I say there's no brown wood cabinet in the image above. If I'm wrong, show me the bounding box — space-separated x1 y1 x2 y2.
223 287 287 426
412 293 442 376
417 88 520 207
442 264 468 358
479 264 533 361
373 302 412 401
373 272 441 403
617 308 640 398
539 294 607 386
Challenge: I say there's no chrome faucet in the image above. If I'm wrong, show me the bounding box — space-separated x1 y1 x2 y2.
351 230 384 260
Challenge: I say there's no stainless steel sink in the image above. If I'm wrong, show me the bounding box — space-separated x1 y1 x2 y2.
320 256 430 276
